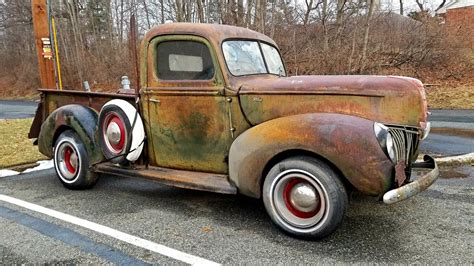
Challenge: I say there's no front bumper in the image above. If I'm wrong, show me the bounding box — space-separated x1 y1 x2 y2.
383 155 439 204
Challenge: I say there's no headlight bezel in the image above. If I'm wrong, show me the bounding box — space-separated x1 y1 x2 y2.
422 122 431 140
374 122 397 163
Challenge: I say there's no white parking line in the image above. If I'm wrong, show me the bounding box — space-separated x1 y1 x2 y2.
0 194 220 266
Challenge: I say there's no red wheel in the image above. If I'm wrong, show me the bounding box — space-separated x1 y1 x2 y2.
98 105 132 165
263 156 347 239
63 145 77 175
270 170 327 229
102 112 126 154
98 99 144 164
282 177 321 219
54 130 98 189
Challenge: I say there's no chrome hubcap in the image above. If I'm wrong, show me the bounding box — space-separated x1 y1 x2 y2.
106 121 121 145
289 183 319 213
69 152 78 169
271 170 328 229
102 112 126 154
57 142 79 180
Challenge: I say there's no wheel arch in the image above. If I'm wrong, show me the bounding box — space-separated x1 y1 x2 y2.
260 149 352 196
38 104 104 164
52 125 72 147
228 113 394 198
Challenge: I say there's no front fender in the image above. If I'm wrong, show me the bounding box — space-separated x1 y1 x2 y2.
229 113 394 198
38 104 103 164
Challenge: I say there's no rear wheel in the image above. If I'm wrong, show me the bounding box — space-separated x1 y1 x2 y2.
262 156 347 239
54 130 97 189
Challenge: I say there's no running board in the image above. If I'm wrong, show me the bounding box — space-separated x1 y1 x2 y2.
93 163 237 194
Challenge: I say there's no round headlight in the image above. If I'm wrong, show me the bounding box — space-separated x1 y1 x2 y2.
386 132 397 163
374 122 397 164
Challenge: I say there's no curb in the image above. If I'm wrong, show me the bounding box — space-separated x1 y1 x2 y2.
434 153 474 167
0 160 53 178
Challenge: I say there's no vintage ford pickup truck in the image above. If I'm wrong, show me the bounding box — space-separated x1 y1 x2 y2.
29 23 439 239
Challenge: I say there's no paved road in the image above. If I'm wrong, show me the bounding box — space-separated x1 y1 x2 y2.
429 109 474 129
0 105 472 264
420 109 474 156
0 100 38 119
421 134 474 156
0 167 472 264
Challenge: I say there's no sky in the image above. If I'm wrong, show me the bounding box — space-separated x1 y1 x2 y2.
383 0 418 12
381 0 474 14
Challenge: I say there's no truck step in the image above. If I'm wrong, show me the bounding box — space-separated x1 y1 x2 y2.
93 163 237 194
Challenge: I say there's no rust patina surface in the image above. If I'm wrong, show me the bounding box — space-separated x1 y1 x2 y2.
229 113 394 198
32 23 431 197
37 104 104 165
29 89 134 139
236 75 427 127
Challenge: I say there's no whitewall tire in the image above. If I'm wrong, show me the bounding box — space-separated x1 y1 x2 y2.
263 156 348 239
54 130 98 189
98 99 144 164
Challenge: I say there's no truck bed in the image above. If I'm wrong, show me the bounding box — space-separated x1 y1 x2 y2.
29 89 135 139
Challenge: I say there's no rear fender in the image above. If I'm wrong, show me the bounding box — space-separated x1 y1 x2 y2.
38 104 104 164
228 113 394 198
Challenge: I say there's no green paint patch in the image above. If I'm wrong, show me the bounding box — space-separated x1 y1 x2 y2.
0 118 47 168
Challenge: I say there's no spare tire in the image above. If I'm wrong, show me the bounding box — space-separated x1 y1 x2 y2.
98 99 144 164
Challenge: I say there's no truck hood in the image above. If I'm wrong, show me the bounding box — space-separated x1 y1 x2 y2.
237 75 428 128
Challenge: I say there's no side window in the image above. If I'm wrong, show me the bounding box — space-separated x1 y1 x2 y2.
156 41 215 80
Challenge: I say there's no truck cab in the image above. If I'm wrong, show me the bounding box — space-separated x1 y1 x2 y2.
30 23 439 239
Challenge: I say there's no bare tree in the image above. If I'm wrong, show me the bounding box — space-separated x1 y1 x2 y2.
175 0 184 22
435 0 447 11
359 0 376 72
196 0 204 22
142 0 151 29
0 0 470 96
237 0 244 25
303 0 321 26
245 0 254 27
321 0 329 51
255 0 266 32
415 0 424 11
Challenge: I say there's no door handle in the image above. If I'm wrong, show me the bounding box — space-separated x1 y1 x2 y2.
150 99 161 104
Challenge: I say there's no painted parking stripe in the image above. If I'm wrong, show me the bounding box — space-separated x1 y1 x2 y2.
0 206 148 265
0 194 220 266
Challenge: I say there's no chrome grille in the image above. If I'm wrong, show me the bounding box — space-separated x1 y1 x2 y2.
388 126 421 165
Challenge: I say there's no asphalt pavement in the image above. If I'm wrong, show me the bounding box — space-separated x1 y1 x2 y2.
429 109 474 129
0 100 38 119
419 109 474 156
0 167 472 264
0 103 473 264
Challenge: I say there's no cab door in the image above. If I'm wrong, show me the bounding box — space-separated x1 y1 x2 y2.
143 36 232 174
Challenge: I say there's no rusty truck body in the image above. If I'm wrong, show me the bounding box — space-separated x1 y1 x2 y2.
29 23 439 239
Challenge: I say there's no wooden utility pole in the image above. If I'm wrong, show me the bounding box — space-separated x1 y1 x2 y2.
32 0 56 89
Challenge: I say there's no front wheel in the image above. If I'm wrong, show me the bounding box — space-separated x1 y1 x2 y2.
54 130 98 189
262 156 347 239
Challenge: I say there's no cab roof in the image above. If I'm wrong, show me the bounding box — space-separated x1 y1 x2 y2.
144 23 277 46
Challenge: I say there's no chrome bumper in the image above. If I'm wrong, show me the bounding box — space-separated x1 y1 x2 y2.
383 155 439 204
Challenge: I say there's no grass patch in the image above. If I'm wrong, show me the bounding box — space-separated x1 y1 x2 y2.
426 84 474 109
0 118 47 168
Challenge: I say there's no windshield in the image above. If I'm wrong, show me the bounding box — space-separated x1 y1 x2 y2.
222 40 286 77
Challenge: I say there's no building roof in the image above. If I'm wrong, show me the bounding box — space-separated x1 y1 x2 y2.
437 0 474 14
